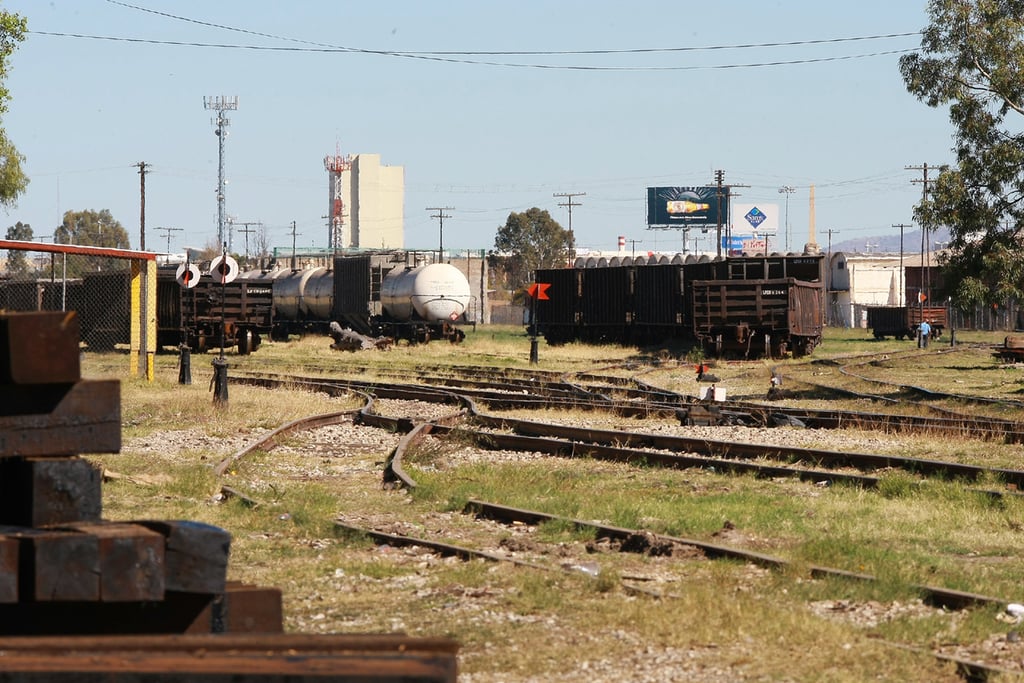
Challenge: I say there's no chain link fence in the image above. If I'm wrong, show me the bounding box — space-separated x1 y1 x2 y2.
1 246 134 352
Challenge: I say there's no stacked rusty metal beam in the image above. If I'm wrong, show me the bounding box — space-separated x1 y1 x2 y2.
0 310 277 634
0 311 458 681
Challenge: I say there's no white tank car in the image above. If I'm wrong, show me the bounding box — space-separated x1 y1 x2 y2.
381 263 471 322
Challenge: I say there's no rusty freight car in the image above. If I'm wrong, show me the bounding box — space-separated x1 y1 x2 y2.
866 305 947 341
690 277 825 358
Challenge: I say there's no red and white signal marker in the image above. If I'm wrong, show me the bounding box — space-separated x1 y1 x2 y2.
209 254 239 284
175 262 202 288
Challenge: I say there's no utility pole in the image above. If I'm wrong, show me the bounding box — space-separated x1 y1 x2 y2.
234 221 260 267
778 185 795 253
133 160 152 381
236 223 258 268
135 161 149 251
553 192 585 267
204 96 239 251
627 239 642 261
426 207 454 263
907 163 940 316
714 170 749 257
892 223 912 306
157 226 183 258
289 220 301 271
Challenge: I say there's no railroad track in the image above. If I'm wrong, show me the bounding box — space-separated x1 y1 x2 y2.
212 380 1019 682
232 372 1024 499
235 366 1024 451
247 356 1024 442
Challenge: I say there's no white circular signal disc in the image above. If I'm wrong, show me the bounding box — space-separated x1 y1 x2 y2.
209 255 239 284
176 263 202 289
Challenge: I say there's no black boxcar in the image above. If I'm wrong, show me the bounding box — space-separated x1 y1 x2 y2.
578 266 632 343
532 267 580 344
632 264 685 345
332 255 376 336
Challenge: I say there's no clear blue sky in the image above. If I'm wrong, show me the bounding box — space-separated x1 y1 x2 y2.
2 0 951 257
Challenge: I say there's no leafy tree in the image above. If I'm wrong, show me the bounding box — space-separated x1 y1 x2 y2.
900 0 1024 306
493 208 570 290
4 220 31 275
54 209 131 275
0 10 27 208
253 223 271 269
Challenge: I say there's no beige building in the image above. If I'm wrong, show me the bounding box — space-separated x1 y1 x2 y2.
332 153 404 249
829 250 944 328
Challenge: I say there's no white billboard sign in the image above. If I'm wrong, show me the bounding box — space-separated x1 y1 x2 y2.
731 202 779 236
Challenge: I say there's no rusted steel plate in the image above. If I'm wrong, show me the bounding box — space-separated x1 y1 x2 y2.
0 634 459 681
0 592 212 636
0 585 281 636
185 582 283 634
61 522 165 602
0 456 102 526
136 521 230 595
0 380 121 456
0 311 80 385
0 535 16 603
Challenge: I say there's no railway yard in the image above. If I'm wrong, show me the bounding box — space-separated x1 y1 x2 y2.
83 326 1024 681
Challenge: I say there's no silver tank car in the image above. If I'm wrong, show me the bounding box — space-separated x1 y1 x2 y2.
381 262 471 323
272 267 334 321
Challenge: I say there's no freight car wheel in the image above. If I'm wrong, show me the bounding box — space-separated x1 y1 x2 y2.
236 330 254 355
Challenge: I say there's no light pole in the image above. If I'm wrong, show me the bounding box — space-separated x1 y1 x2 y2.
778 186 795 253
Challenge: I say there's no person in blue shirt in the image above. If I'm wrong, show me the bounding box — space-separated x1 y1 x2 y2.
919 319 931 348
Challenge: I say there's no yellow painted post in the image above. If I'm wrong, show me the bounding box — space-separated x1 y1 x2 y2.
130 258 141 376
145 258 157 381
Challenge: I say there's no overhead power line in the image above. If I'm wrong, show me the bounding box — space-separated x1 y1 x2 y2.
26 32 919 71
27 2 922 72
104 1 918 55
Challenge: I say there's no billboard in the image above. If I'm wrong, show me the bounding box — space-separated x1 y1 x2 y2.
647 186 727 228
721 234 769 255
731 202 779 236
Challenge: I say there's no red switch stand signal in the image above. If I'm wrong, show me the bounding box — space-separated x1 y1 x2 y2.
528 282 550 300
527 282 550 365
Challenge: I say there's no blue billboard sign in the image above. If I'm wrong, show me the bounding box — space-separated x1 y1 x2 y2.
721 235 745 252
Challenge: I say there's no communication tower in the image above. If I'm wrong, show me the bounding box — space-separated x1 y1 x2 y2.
204 95 239 251
324 147 352 251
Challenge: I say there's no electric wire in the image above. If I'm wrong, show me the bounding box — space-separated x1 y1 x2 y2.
26 1 924 71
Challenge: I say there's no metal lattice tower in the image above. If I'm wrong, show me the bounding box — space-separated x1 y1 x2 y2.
324 148 352 251
204 96 239 251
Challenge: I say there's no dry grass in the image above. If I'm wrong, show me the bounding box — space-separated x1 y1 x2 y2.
76 329 1024 682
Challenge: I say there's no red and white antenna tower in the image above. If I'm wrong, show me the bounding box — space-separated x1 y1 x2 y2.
324 145 352 251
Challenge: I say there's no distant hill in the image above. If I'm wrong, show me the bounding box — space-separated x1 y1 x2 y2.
829 227 951 255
